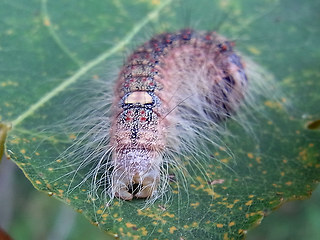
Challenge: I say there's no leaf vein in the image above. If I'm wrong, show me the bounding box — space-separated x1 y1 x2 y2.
11 0 172 128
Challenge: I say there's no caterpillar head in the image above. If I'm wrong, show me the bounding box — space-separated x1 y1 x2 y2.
111 148 161 200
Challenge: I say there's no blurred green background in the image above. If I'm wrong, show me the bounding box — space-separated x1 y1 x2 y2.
1 156 320 240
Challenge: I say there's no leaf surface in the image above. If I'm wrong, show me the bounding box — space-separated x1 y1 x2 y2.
1 0 320 239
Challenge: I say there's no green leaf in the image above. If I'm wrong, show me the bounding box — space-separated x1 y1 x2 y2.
1 0 320 239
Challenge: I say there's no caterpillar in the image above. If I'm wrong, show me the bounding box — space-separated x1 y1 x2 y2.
109 29 248 200
50 25 277 207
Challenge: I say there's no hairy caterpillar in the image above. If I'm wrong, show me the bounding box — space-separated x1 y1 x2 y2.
110 29 247 200
50 27 275 206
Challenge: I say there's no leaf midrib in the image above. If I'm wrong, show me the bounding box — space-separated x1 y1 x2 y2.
10 0 173 128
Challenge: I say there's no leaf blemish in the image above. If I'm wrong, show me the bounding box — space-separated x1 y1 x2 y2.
306 119 320 130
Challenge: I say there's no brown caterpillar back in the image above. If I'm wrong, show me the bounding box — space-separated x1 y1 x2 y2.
110 29 247 200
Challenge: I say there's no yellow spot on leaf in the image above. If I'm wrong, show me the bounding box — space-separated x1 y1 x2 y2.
219 146 226 151
247 46 261 55
132 235 139 240
223 233 229 240
10 138 20 144
221 158 229 163
245 200 253 206
151 0 160 5
20 149 26 154
139 227 148 236
196 176 206 184
68 134 76 140
169 226 177 234
299 149 308 161
162 212 174 218
0 80 18 87
126 222 137 228
247 153 254 159
216 223 224 228
190 184 197 189
285 181 292 186
256 157 262 164
96 210 103 214
264 100 282 109
43 17 51 26
190 202 200 208
192 222 198 227
35 180 42 185
229 222 235 227
204 188 216 197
